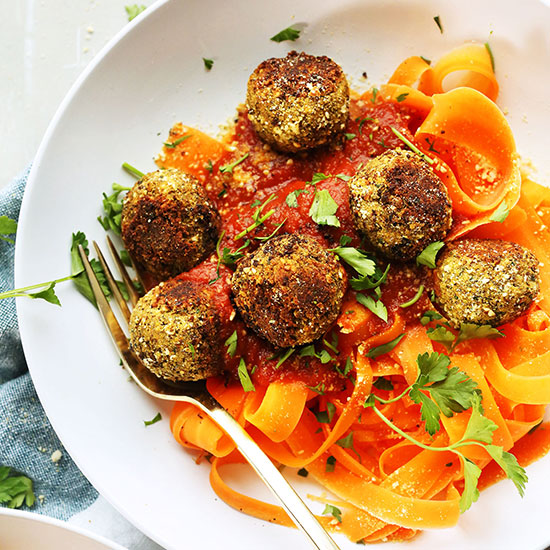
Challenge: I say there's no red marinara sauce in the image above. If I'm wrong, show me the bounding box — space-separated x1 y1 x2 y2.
158 95 431 389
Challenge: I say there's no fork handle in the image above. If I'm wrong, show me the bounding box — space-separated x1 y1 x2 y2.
209 407 341 550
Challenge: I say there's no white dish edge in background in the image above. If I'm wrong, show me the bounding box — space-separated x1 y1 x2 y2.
0 507 128 550
15 1 550 549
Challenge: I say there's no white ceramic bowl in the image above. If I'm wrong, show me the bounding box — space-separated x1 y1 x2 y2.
0 508 127 550
15 1 550 549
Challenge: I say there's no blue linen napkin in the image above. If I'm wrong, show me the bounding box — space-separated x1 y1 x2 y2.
0 167 98 518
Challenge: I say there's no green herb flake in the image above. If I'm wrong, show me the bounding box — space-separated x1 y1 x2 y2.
122 162 144 179
396 92 409 102
275 347 295 369
356 293 388 322
144 412 162 426
433 15 443 33
390 126 435 165
420 310 444 325
345 133 356 140
238 358 255 392
0 466 35 509
489 201 509 223
203 57 214 70
220 153 249 174
224 330 238 357
309 189 341 227
297 468 309 477
416 241 445 268
270 25 301 43
365 333 405 359
125 4 146 21
322 504 343 523
371 87 379 104
331 247 376 278
0 215 17 243
325 455 337 472
373 377 394 391
420 55 432 65
399 284 425 308
163 135 192 148
485 42 495 72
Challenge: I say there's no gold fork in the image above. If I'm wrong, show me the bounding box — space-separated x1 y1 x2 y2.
77 238 341 550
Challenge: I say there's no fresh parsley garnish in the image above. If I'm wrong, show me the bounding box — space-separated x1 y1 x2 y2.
373 377 394 391
224 330 237 357
238 358 255 392
0 467 35 509
273 347 295 369
325 455 336 472
163 135 191 148
144 412 162 426
399 284 425 308
365 359 527 512
420 55 432 65
424 137 440 153
331 247 376 278
426 322 504 353
344 133 356 140
122 162 144 179
220 153 249 174
202 58 214 71
322 504 343 523
433 15 443 33
371 87 379 104
396 92 409 102
270 25 301 43
234 194 277 240
309 189 340 227
489 201 509 223
97 183 130 234
0 215 17 243
125 4 146 21
356 293 388 322
285 188 310 208
420 310 444 326
485 42 495 71
416 241 445 268
364 333 405 359
355 116 374 135
390 127 435 165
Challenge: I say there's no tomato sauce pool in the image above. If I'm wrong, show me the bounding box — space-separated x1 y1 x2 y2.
158 96 432 389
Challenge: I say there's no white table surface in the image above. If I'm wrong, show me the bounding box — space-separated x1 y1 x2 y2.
1 0 147 188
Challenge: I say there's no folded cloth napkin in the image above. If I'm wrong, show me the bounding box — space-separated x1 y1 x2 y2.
0 168 162 550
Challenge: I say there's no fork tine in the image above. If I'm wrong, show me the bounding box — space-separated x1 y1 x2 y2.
106 236 143 306
93 241 132 324
78 244 130 347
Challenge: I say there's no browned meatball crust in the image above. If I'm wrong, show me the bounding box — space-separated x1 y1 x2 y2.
246 51 349 152
231 234 347 348
121 168 220 280
129 276 223 382
349 149 453 261
434 239 540 328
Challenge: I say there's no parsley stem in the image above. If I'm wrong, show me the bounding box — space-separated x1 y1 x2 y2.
122 162 144 179
220 153 249 174
390 127 435 165
399 284 425 308
0 275 74 300
372 386 411 405
234 209 275 241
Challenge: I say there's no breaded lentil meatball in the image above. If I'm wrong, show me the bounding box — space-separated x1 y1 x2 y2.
129 276 223 382
232 234 347 348
246 51 349 152
121 168 220 280
349 149 452 261
434 239 540 328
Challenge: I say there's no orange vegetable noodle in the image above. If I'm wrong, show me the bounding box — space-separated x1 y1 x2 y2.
165 44 550 544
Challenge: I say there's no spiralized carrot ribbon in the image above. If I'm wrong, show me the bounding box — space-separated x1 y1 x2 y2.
417 43 499 101
415 87 521 236
170 402 235 457
244 381 309 442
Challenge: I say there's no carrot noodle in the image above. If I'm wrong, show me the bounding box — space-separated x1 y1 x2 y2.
167 45 550 543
